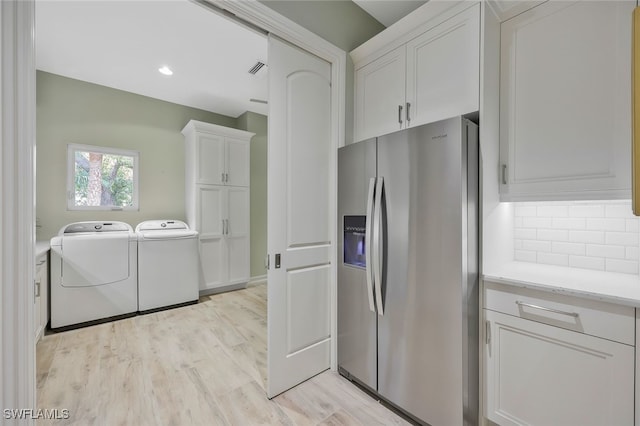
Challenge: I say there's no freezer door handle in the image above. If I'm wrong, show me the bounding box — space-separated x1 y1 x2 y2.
373 177 384 316
365 177 377 313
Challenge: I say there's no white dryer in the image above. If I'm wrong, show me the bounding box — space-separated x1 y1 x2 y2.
135 220 199 312
50 221 138 329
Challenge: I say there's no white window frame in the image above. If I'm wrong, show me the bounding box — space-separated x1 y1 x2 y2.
67 143 139 211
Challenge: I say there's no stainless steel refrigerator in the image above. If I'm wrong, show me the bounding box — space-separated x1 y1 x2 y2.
338 116 479 426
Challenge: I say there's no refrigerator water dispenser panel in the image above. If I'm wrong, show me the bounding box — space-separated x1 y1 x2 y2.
344 216 366 268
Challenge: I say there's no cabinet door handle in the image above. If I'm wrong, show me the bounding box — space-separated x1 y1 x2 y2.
225 173 229 183
515 301 579 318
398 105 403 125
221 172 225 183
485 320 491 345
406 102 411 123
34 279 41 298
225 219 229 235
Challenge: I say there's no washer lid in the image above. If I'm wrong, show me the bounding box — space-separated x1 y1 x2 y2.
136 220 197 239
60 221 133 235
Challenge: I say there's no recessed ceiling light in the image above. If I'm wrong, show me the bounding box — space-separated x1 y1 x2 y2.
158 66 173 76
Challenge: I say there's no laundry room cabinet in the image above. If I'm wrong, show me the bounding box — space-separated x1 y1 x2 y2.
182 120 254 293
183 120 251 187
34 252 48 342
352 2 480 142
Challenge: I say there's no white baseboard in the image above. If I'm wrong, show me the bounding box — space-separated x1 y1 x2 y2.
248 274 267 287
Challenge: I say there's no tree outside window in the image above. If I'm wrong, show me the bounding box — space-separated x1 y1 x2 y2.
67 144 139 210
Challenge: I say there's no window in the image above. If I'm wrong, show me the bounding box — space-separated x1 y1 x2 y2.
67 144 139 210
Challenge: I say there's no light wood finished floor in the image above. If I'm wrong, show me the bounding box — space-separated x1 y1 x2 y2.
37 285 409 425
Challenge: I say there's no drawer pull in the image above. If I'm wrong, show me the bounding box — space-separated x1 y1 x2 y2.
515 301 579 318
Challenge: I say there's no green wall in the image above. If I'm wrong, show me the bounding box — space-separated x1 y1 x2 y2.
36 71 238 239
237 112 268 279
260 0 384 52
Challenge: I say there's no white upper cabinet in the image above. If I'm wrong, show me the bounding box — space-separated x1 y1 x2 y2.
499 0 634 201
352 2 480 142
405 4 480 128
183 120 252 187
355 46 406 140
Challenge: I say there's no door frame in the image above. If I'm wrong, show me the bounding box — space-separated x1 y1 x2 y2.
1 0 345 416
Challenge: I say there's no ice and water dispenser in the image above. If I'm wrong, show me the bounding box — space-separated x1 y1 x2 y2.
343 216 366 268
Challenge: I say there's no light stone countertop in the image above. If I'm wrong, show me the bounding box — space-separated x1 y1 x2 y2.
35 240 50 258
483 261 640 308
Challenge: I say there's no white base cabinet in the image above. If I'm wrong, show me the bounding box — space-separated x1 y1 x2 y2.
483 281 635 426
35 252 48 342
182 120 254 293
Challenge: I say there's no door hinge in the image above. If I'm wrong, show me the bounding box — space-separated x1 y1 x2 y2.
265 254 270 270
485 320 491 345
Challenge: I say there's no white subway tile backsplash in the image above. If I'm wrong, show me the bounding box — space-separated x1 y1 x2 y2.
551 218 586 230
515 250 537 262
568 205 604 218
569 230 605 244
515 206 536 217
523 217 552 228
523 240 552 252
606 259 639 274
514 228 537 240
605 232 639 247
569 255 605 271
537 206 568 217
585 244 625 259
605 204 634 218
514 201 639 275
537 229 569 242
537 252 569 266
586 218 626 232
552 242 585 256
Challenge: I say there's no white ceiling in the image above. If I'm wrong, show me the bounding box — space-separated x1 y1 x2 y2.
353 0 428 27
35 0 269 118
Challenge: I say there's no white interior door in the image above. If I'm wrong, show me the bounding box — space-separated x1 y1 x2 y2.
267 35 332 398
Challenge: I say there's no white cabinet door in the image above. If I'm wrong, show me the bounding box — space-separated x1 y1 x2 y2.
199 238 225 290
485 310 634 426
34 254 48 341
227 187 249 284
196 185 226 290
226 137 250 187
354 45 406 142
406 3 479 128
196 133 226 185
39 255 48 336
197 185 225 238
499 0 633 200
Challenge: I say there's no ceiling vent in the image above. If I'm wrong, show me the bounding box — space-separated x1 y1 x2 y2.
248 61 267 75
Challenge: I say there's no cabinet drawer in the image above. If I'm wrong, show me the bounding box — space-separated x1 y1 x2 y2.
484 280 635 345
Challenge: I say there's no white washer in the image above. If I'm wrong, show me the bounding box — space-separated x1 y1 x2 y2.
50 221 138 329
136 220 199 312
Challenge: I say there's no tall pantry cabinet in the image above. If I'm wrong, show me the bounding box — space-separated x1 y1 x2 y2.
182 120 254 293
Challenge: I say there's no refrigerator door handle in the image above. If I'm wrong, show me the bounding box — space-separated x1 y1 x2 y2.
365 177 377 313
373 177 385 316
